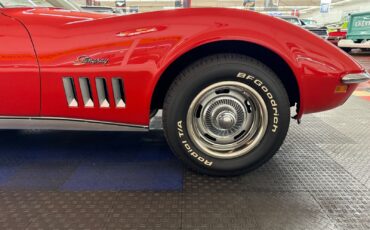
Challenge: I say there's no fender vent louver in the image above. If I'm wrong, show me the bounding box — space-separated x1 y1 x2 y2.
63 76 126 109
96 78 110 108
112 78 126 108
62 77 78 107
79 78 94 108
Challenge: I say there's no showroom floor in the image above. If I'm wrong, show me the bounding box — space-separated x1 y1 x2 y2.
0 53 369 230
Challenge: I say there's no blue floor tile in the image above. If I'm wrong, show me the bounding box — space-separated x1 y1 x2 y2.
62 161 183 191
0 165 19 185
0 130 183 191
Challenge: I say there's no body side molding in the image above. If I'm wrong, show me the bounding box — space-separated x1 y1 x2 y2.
0 117 148 132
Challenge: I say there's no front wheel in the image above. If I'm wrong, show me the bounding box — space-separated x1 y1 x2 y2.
163 54 291 176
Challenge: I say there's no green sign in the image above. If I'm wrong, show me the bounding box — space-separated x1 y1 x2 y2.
347 11 370 40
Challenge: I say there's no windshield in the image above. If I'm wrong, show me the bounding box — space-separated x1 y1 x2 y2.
301 19 318 26
0 0 81 11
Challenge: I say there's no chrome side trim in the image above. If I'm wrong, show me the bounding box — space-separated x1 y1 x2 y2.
342 72 370 84
0 117 148 132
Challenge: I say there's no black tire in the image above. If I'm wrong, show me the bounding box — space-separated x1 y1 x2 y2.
163 54 291 176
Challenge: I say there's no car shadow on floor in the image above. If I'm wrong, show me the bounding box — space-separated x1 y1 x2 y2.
0 130 183 191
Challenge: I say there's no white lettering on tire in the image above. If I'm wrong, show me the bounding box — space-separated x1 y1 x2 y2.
237 72 279 132
177 121 213 166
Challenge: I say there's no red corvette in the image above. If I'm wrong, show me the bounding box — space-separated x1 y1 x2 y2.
0 6 369 176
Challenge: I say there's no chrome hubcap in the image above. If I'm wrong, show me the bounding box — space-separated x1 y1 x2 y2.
186 81 268 159
217 111 236 130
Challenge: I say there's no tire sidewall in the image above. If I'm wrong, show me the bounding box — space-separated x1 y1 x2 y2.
165 59 290 174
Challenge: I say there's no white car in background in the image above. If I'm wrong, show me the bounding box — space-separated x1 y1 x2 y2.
277 15 328 39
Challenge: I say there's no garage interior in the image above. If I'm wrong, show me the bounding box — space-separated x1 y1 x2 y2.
0 0 369 229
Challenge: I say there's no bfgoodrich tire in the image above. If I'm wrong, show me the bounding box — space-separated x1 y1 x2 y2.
163 54 291 176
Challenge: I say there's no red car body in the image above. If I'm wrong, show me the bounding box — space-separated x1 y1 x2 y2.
0 7 365 127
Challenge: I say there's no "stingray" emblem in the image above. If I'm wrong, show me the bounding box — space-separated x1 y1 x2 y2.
74 55 109 65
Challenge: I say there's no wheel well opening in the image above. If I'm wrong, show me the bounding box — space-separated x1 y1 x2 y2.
151 41 300 112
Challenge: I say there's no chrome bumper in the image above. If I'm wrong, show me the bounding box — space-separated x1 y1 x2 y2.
338 39 370 49
342 72 370 84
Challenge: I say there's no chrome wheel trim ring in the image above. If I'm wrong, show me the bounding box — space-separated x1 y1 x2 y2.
186 81 268 159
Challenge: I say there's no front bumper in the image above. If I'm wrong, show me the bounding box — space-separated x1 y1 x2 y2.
342 72 370 84
338 39 370 49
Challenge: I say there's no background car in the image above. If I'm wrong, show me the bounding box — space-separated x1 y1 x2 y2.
80 5 125 14
277 15 328 39
328 28 347 46
301 18 318 26
339 11 370 52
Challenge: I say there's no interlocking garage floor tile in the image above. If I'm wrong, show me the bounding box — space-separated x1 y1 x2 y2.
0 191 116 215
314 97 370 142
286 115 355 145
238 142 345 193
27 212 108 230
318 144 370 188
240 160 306 192
0 131 183 191
61 161 182 191
106 192 181 230
314 97 370 188
183 171 244 192
1 161 79 190
0 164 19 185
0 191 116 230
181 191 259 230
180 191 337 230
245 192 337 230
312 190 370 230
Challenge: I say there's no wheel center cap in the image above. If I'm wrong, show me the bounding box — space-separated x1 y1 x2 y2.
216 112 236 130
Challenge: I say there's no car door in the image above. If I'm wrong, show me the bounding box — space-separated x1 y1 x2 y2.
16 10 148 125
0 13 40 116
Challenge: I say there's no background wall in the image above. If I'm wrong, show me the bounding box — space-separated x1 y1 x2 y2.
301 0 370 24
74 0 370 24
